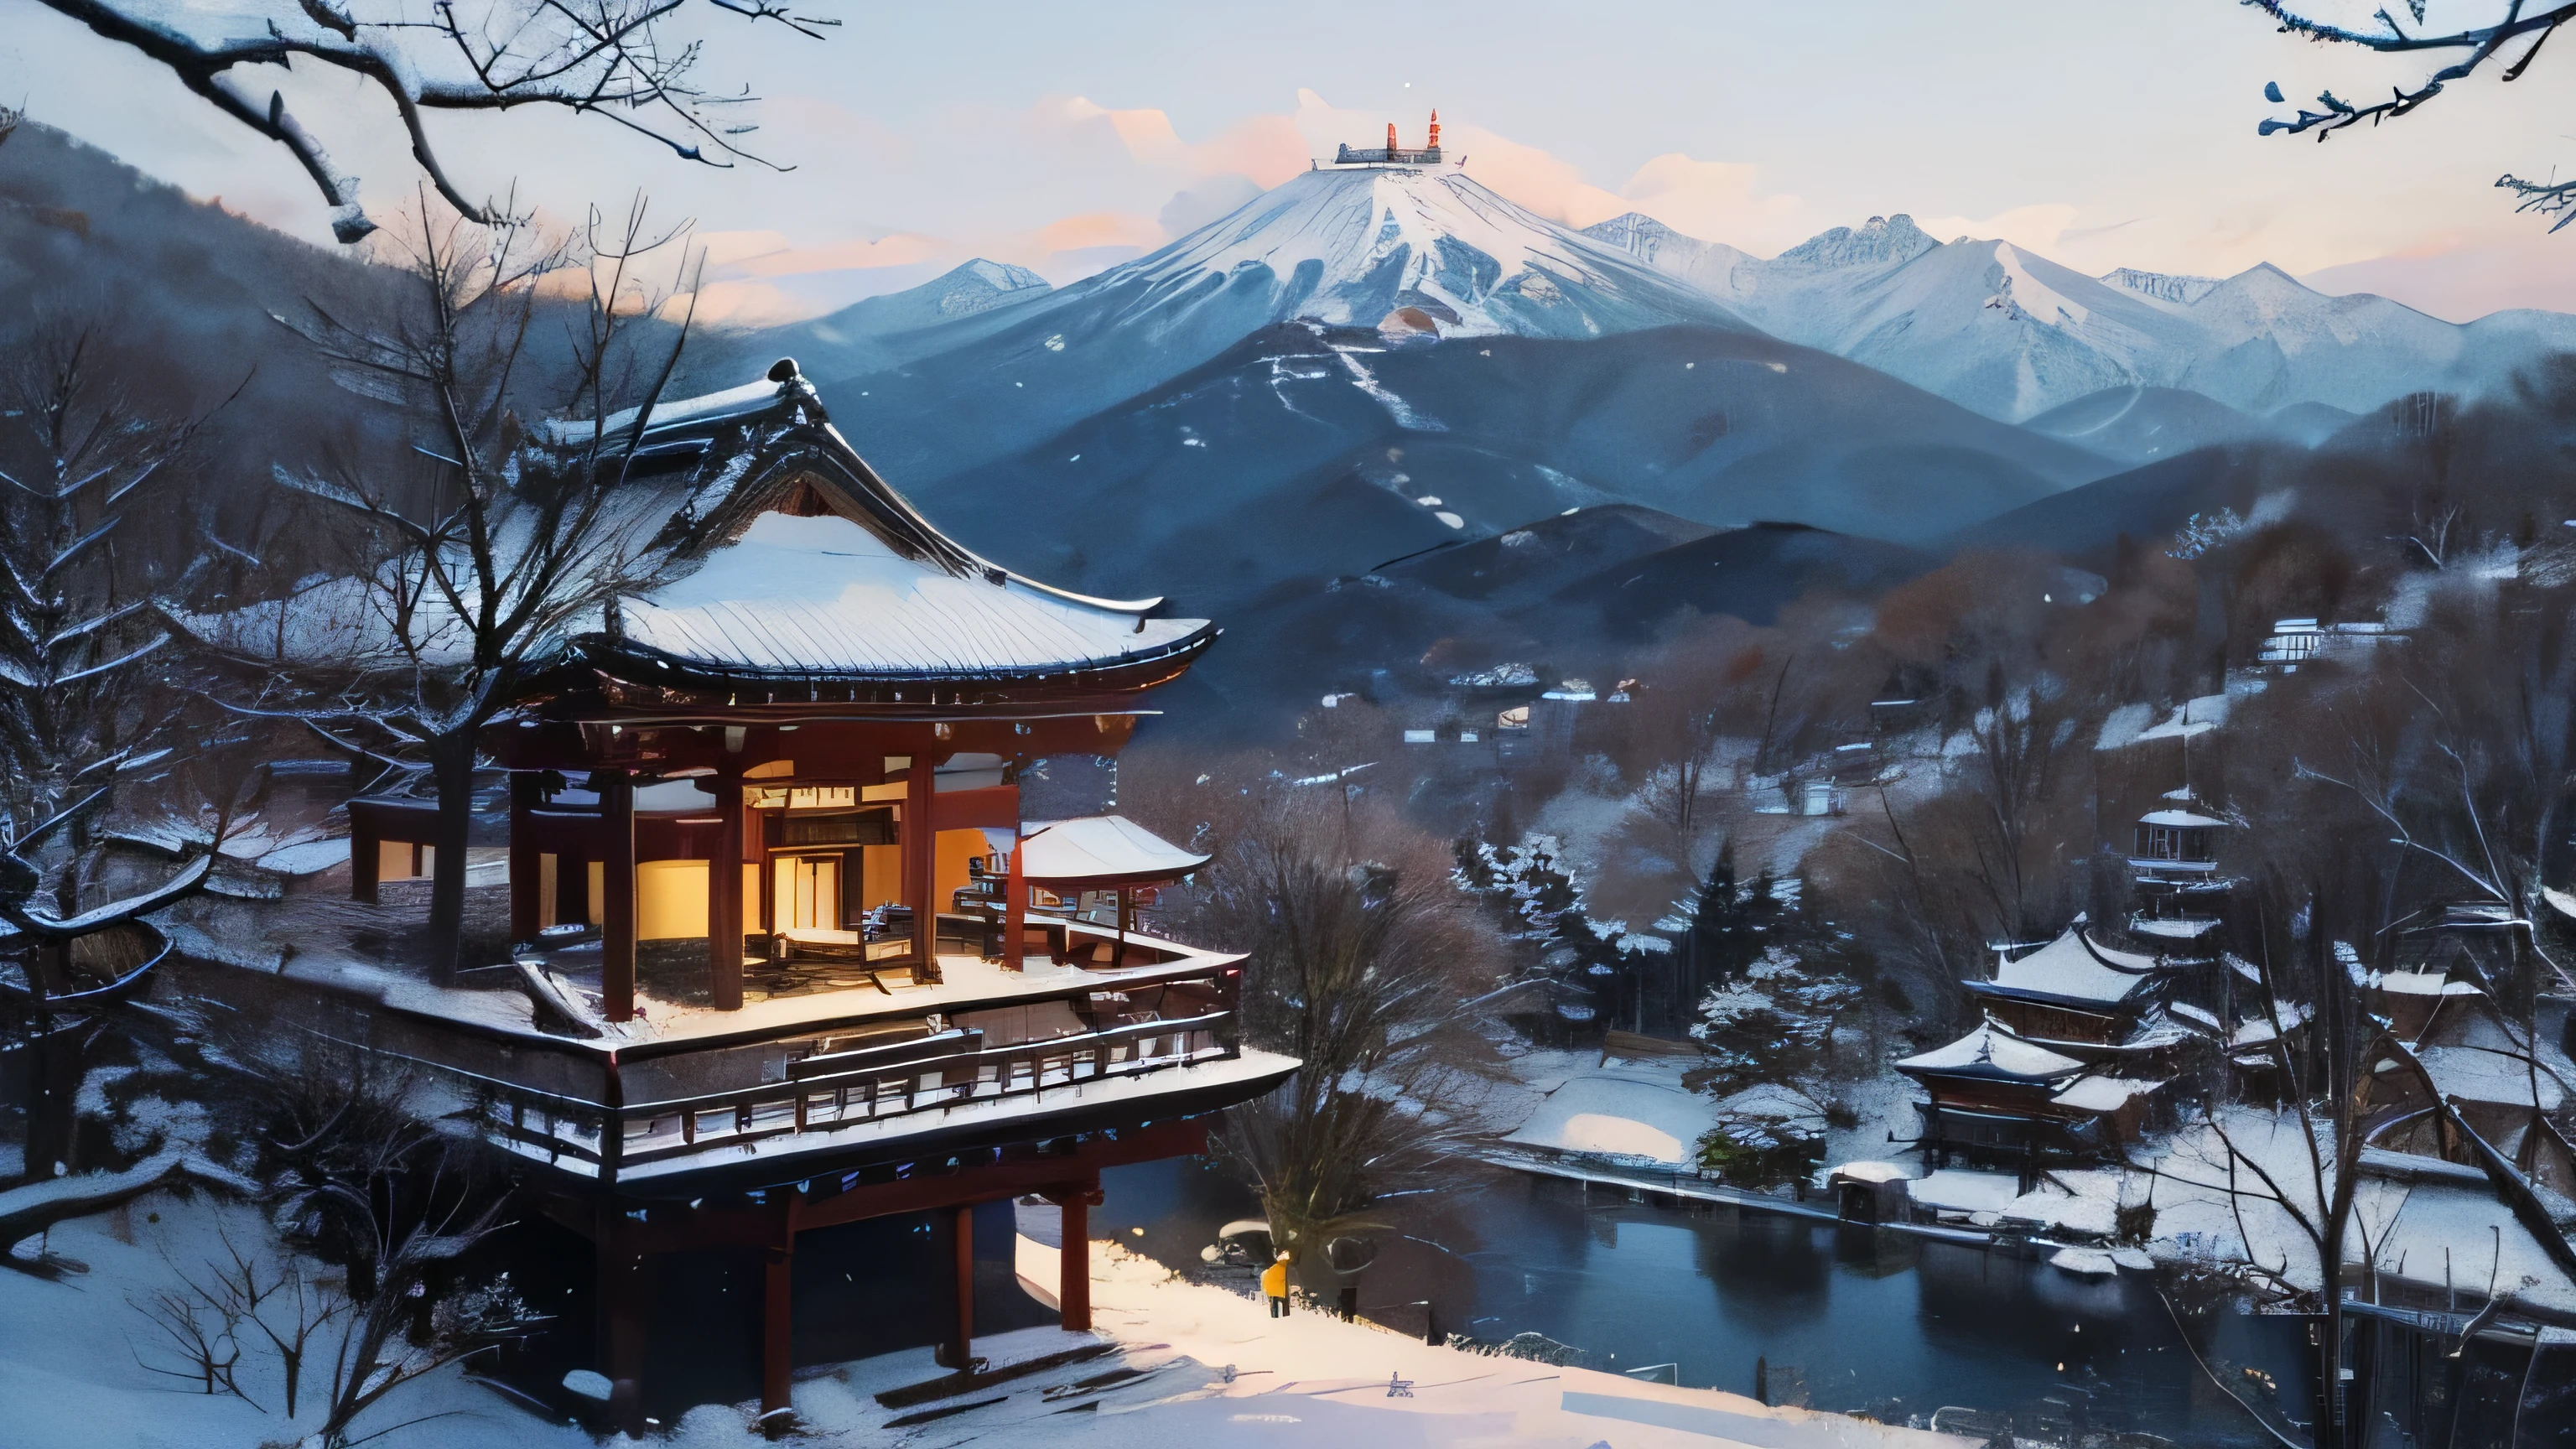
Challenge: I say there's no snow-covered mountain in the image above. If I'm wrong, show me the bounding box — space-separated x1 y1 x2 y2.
794 166 1752 485
1576 213 1758 302
1587 211 2576 423
1109 164 1749 339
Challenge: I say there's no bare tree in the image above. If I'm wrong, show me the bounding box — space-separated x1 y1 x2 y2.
132 1231 341 1415
2250 1 2576 227
203 197 697 978
29 0 836 241
1166 780 1494 1296
0 325 253 1027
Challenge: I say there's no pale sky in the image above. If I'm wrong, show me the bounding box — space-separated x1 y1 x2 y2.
7 0 2575 324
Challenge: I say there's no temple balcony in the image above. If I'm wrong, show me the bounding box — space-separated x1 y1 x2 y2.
169 875 1291 1190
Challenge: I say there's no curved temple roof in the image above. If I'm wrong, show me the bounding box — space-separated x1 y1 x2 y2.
1971 927 2163 1008
179 361 1218 707
1896 1022 2085 1083
618 514 1208 681
1019 814 1211 888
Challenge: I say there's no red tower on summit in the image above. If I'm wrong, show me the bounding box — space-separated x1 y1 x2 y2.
1336 111 1445 167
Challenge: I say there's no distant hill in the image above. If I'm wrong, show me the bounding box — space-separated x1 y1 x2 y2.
1953 444 2295 556
900 319 2111 614
0 122 403 487
1179 505 1935 730
2015 384 2365 469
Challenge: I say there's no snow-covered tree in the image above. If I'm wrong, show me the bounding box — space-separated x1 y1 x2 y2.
217 200 695 979
1685 944 1858 1182
29 0 836 242
0 325 247 1016
1687 943 1860 1092
1680 844 1777 1009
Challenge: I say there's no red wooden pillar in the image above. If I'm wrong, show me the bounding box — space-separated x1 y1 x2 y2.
507 774 542 946
709 760 746 1011
1055 1184 1100 1332
597 1228 652 1439
1004 827 1026 973
601 773 636 1023
760 1194 797 1421
906 745 940 984
937 1202 974 1369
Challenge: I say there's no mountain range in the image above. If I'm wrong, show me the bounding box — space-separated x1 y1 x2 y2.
1581 210 2576 425
670 162 2576 724
15 118 2574 738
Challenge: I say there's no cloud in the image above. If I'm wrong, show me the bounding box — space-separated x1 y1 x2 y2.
2303 231 2576 322
1613 153 1808 255
1914 203 2084 256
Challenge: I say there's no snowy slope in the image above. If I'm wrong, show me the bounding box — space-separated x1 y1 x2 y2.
803 167 1754 485
1109 165 1753 340
1605 211 2576 423
1582 212 1758 300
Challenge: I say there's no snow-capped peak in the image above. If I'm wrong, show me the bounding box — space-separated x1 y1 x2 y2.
944 258 1049 303
1103 165 1746 340
1581 211 1757 299
1772 214 1939 269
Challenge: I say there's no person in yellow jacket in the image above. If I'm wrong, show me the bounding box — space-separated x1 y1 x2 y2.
1262 1251 1291 1317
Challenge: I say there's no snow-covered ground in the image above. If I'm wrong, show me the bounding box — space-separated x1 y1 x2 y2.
3 1185 1976 1448
1497 1051 1715 1165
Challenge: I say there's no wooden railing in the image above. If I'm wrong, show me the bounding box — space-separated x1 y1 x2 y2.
443 1003 1237 1184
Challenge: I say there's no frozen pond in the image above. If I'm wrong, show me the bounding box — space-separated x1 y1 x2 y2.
1095 1156 2314 1445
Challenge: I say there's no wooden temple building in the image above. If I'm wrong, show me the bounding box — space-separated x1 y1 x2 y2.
182 361 1296 1431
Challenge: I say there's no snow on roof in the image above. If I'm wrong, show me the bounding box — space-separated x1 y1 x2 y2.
2230 1002 2310 1049
2374 970 2459 996
1502 1065 1715 1165
2168 1001 2224 1032
2049 1076 2165 1113
2418 1044 2567 1111
621 514 1208 679
2138 809 2228 828
537 375 788 449
1896 1022 2084 1081
1017 814 1210 887
1906 1168 2024 1215
2050 1247 2119 1275
1987 927 2159 1005
2364 1179 2576 1316
2131 916 2220 939
1830 1160 1912 1185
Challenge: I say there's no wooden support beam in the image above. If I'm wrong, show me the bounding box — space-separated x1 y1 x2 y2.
1051 1181 1103 1332
761 1248 794 1422
596 1228 652 1439
943 1202 975 1370
710 760 747 1011
602 772 637 1023
1004 825 1026 974
351 810 380 905
508 773 543 945
906 743 940 984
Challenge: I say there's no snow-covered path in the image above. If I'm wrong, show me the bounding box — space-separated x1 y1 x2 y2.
3 1188 1976 1448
